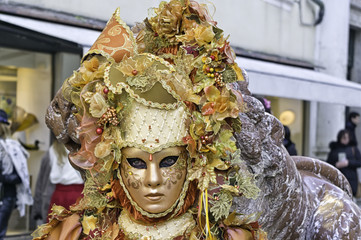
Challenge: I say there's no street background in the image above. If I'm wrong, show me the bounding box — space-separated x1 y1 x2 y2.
0 0 361 238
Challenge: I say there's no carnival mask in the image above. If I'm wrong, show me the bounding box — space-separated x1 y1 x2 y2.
35 2 266 239
119 146 187 213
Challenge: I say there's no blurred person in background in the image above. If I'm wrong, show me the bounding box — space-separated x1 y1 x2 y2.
283 125 297 156
346 112 360 147
0 109 33 239
327 129 361 197
47 141 84 219
31 148 55 227
256 96 272 114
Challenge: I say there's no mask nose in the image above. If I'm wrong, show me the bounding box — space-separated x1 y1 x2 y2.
144 162 161 187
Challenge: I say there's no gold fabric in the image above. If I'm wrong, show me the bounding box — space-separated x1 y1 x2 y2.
118 210 196 240
121 102 189 153
85 8 137 63
45 214 82 240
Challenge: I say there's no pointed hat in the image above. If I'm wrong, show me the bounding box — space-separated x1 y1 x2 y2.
83 8 137 63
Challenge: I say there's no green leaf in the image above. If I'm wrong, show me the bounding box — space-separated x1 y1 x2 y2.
192 68 216 93
228 149 242 165
186 14 201 24
234 171 260 200
231 117 242 133
212 121 221 135
210 190 233 221
214 129 237 155
111 144 122 163
107 91 115 102
222 65 237 83
213 26 224 40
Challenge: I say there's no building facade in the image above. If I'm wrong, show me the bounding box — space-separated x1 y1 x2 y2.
0 0 361 234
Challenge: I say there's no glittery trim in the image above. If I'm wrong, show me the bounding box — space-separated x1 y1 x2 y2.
103 53 183 110
112 8 138 55
118 210 196 240
81 50 116 64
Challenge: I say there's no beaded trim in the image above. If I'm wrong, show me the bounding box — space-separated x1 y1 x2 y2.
116 156 191 219
118 210 196 240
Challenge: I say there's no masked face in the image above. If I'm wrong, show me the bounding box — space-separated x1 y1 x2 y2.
120 146 187 213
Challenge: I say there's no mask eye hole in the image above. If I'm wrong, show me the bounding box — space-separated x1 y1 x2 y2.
159 156 178 168
127 158 147 169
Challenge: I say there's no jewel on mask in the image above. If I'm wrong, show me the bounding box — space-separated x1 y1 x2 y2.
149 154 153 161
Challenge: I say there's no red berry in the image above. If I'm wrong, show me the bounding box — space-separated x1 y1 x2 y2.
103 88 109 94
96 128 103 135
132 69 138 75
210 55 215 61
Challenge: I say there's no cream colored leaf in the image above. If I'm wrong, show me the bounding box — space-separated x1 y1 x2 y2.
89 93 109 118
81 215 97 235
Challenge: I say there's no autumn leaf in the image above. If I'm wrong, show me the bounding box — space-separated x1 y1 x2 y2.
209 158 230 171
220 184 240 194
188 165 217 191
82 215 97 235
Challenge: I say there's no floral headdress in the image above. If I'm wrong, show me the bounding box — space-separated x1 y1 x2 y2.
35 1 266 239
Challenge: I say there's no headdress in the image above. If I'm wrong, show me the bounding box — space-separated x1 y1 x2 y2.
34 1 266 239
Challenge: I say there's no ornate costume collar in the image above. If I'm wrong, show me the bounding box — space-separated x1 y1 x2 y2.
118 210 196 240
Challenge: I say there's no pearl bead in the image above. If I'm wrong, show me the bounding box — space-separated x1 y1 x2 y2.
96 128 103 135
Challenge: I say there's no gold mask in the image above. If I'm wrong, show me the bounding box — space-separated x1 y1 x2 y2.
120 146 187 214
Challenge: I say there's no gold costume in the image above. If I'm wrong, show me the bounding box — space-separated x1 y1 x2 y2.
33 1 267 239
